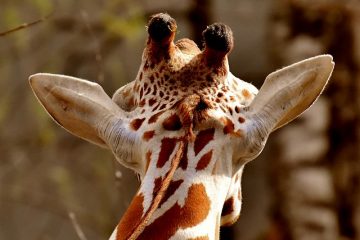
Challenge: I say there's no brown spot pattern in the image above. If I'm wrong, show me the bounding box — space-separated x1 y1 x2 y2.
130 118 145 131
153 177 163 200
238 116 245 123
163 114 182 131
145 151 152 172
159 103 168 110
194 128 215 156
223 117 234 134
145 87 152 95
140 88 144 99
148 111 165 124
143 130 155 141
221 197 234 216
178 145 188 170
128 97 135 107
159 179 184 207
139 99 146 107
116 193 144 240
242 89 251 99
137 184 211 240
157 138 177 168
196 150 213 171
149 98 157 106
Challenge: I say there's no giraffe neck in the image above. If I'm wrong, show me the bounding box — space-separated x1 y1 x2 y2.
112 137 233 240
111 96 236 240
108 15 250 239
121 140 185 240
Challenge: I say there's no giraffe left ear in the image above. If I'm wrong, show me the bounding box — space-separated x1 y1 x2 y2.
29 73 123 147
30 73 142 173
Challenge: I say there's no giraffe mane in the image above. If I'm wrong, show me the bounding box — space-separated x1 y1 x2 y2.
127 141 185 239
128 93 208 238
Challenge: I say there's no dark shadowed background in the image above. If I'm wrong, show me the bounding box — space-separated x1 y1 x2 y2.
1 0 360 239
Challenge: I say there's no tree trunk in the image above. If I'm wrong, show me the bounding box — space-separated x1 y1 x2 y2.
188 0 213 47
267 1 360 239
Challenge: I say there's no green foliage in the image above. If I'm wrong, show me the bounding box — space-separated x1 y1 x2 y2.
102 10 145 39
30 0 53 15
2 5 21 27
1 5 31 49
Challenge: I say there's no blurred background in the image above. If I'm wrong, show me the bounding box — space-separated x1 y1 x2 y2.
1 0 360 239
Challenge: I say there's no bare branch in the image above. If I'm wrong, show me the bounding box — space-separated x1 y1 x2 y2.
68 211 88 240
0 8 55 37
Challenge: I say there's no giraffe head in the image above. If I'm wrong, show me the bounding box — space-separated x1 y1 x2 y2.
29 13 334 240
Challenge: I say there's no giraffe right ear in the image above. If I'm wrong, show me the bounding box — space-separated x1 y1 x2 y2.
29 73 123 148
243 55 334 159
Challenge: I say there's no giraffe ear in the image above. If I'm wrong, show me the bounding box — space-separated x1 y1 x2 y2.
247 55 334 133
238 55 334 164
29 73 122 147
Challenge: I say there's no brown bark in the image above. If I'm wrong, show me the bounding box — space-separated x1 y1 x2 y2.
188 0 213 48
268 1 360 239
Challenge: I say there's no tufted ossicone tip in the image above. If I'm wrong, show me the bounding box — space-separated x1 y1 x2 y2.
203 23 233 53
147 13 177 44
202 23 233 66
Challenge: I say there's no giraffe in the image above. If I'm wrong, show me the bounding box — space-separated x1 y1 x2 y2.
29 13 334 240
